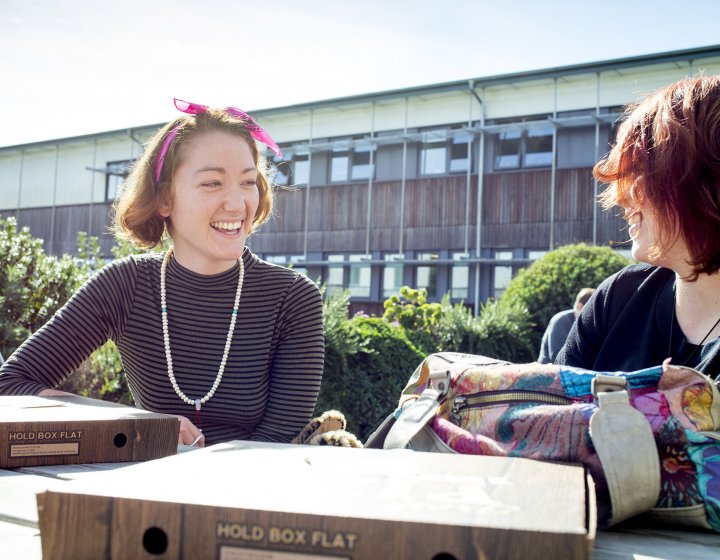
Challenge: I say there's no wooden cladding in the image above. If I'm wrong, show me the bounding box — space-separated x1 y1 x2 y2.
5 202 116 257
4 168 627 256
251 167 626 253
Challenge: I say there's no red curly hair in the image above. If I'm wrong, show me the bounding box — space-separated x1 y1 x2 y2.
595 75 720 279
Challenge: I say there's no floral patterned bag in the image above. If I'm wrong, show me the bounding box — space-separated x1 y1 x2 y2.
371 352 720 530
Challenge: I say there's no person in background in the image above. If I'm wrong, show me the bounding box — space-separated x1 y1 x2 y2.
0 99 326 446
538 288 595 364
557 76 720 380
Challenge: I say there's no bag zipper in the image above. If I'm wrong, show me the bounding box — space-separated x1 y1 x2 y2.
451 390 573 422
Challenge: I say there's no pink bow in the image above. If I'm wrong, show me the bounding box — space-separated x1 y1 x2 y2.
154 98 282 184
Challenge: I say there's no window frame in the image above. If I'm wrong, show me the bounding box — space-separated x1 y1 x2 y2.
325 254 346 296
450 251 470 300
492 119 555 172
265 254 307 276
104 159 134 202
292 153 310 186
493 250 514 299
419 127 472 176
329 139 376 183
347 254 371 298
382 253 404 299
269 151 292 186
415 252 439 298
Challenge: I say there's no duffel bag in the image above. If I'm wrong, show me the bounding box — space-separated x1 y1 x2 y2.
366 352 720 530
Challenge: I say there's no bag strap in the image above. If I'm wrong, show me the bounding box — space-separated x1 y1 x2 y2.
364 413 397 449
384 369 662 526
589 375 661 525
383 369 450 450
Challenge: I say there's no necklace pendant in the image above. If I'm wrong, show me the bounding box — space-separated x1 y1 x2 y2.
195 399 202 411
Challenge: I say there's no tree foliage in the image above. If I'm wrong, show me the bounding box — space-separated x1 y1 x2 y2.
499 243 630 350
0 217 97 357
320 286 535 439
316 310 426 440
0 216 155 400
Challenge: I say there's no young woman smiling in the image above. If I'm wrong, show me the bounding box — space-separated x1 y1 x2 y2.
0 99 325 445
556 76 720 380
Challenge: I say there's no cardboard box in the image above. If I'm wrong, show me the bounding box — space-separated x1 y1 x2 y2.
37 440 595 559
0 395 179 467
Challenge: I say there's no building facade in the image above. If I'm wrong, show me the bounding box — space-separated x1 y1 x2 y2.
2 46 720 315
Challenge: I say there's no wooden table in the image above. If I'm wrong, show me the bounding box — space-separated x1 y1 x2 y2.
2 453 718 560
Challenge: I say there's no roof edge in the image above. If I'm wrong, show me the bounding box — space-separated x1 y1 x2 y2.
3 43 719 151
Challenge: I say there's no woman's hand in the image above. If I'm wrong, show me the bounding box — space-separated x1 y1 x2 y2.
36 390 205 447
174 415 205 447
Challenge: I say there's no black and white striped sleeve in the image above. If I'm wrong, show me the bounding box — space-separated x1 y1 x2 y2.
0 258 137 395
251 273 324 442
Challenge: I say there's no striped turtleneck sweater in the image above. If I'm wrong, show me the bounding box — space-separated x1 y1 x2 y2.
0 248 325 445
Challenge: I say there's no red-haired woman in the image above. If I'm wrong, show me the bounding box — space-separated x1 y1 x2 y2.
557 76 720 380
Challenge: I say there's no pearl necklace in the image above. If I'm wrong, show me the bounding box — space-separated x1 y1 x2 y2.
160 247 244 422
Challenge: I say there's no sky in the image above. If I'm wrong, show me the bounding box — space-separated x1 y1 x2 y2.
1 0 720 148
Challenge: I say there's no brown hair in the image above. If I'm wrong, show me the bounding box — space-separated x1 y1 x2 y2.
112 109 275 249
574 287 595 307
595 75 720 279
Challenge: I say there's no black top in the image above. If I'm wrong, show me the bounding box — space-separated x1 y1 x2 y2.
556 264 720 380
0 249 325 444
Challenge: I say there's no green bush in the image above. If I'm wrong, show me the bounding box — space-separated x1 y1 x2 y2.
58 341 133 405
432 296 534 362
382 287 441 355
318 286 536 440
320 288 359 379
473 300 535 362
0 217 143 402
316 312 426 440
499 243 630 351
0 217 96 357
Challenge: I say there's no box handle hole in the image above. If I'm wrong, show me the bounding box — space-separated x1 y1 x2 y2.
143 526 168 555
113 433 128 448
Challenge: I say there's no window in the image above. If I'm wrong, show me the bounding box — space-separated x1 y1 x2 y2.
495 131 522 170
325 254 345 296
493 251 513 299
330 147 349 182
449 133 472 173
527 250 547 261
105 160 133 201
351 144 375 181
451 252 469 300
524 127 554 167
416 253 438 297
323 254 371 297
270 152 291 186
420 138 446 175
383 254 404 299
348 254 371 298
265 254 307 276
493 124 554 171
420 128 471 175
293 154 310 185
329 141 375 182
